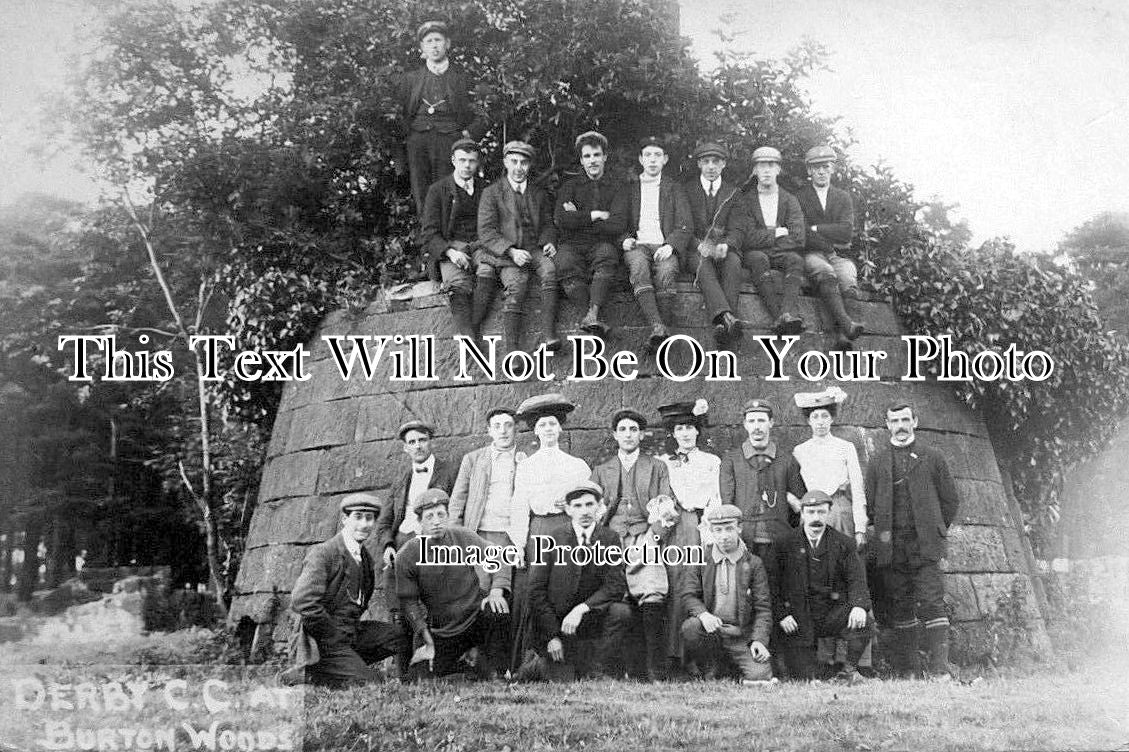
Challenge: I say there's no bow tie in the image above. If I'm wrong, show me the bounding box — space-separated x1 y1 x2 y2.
413 467 428 474
675 451 690 465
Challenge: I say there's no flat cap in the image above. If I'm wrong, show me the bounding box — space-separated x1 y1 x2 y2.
611 408 647 431
516 393 575 425
799 489 834 508
485 406 516 423
751 146 783 164
804 145 838 165
416 20 449 41
450 137 480 155
692 142 729 161
657 399 709 428
503 140 536 160
412 487 451 516
339 493 382 516
638 135 666 154
741 399 774 419
564 479 604 503
397 420 434 441
794 386 848 411
705 504 743 525
574 130 608 152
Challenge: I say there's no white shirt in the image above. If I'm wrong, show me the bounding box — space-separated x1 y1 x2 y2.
399 454 436 536
758 190 779 227
618 449 640 472
793 434 868 533
637 176 664 245
661 448 721 512
458 177 475 196
814 185 830 212
507 446 591 550
573 524 596 546
700 176 719 196
479 446 518 533
805 528 825 550
425 59 450 75
341 532 363 564
508 179 527 195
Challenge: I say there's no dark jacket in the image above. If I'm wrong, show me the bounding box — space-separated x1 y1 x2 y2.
290 535 374 644
375 456 459 553
795 184 855 256
865 443 961 566
527 522 626 642
616 175 693 257
398 64 486 138
742 187 806 253
554 173 627 245
767 525 872 644
680 544 772 646
477 178 557 258
419 174 487 282
685 178 746 250
719 440 807 542
590 454 674 539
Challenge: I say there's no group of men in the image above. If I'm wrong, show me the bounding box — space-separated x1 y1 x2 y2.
405 20 866 354
287 395 962 688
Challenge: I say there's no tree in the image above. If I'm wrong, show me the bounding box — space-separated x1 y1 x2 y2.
1057 211 1129 338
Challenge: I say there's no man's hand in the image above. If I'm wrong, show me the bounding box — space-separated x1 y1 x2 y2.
622 237 637 252
697 241 712 258
749 641 770 662
774 227 789 238
848 607 868 630
779 615 798 634
543 243 557 259
514 547 526 569
382 547 396 570
653 244 673 262
698 612 724 634
855 531 868 550
547 637 564 662
481 588 509 614
714 242 729 258
561 603 589 635
562 201 578 212
446 248 470 269
510 248 532 267
590 210 610 222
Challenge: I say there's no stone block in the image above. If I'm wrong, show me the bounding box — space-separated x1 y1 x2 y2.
234 543 310 595
244 496 341 550
954 479 1012 525
969 573 1043 622
258 451 323 503
286 400 358 452
945 573 982 621
942 524 1011 573
267 408 293 459
317 440 399 495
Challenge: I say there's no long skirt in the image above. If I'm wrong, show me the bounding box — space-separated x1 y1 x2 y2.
509 512 566 673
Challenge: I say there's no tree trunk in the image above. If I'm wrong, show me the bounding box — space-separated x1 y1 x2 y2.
17 517 42 602
0 526 12 593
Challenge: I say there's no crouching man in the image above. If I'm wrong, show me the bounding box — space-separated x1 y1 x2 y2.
680 504 775 685
396 488 512 679
286 494 408 686
768 490 874 683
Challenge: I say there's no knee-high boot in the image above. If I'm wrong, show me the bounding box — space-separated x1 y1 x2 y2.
540 285 561 351
817 276 862 346
641 602 668 682
448 291 475 338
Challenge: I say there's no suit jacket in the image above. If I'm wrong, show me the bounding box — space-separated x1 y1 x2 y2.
616 175 693 256
398 64 486 138
767 526 872 644
680 544 772 646
290 535 374 646
719 440 807 541
865 443 961 566
477 178 557 258
375 455 459 553
742 187 806 253
685 178 746 252
795 184 855 256
590 454 674 539
527 522 626 642
449 444 528 536
554 173 628 245
419 174 487 282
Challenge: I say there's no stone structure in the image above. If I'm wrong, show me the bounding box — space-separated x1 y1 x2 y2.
230 282 1050 662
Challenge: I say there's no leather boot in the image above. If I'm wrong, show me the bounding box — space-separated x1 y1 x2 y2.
641 602 668 682
502 311 522 353
579 304 609 338
924 622 955 679
755 271 782 320
636 289 668 350
778 271 805 334
590 272 614 309
817 277 862 346
540 285 562 352
471 276 499 333
448 291 475 338
842 285 866 335
887 623 921 678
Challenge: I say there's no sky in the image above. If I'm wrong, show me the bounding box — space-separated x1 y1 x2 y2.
1 0 1127 253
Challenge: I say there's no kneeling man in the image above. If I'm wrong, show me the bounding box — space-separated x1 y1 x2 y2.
680 504 774 684
396 488 512 678
288 494 408 686
768 490 873 682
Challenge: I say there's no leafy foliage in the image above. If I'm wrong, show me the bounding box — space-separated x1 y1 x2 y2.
1057 211 1129 338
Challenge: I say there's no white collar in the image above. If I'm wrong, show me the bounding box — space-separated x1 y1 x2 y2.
573 523 595 542
805 528 825 549
639 173 662 185
618 449 640 463
700 176 719 193
425 59 450 75
413 454 436 473
508 178 527 194
340 532 363 560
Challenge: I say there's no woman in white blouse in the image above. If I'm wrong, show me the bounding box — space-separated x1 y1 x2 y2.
656 399 721 524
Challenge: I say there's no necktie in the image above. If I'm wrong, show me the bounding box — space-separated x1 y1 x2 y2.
414 466 427 474
580 531 589 547
708 181 716 198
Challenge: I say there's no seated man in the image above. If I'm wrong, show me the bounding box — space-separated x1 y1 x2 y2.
419 138 488 338
685 141 747 347
554 130 625 338
395 488 512 678
617 136 693 351
525 480 631 680
476 140 559 352
767 490 874 683
796 145 863 350
287 494 408 686
741 146 807 335
680 504 774 684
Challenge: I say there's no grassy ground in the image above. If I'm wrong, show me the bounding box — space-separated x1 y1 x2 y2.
2 629 1127 751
